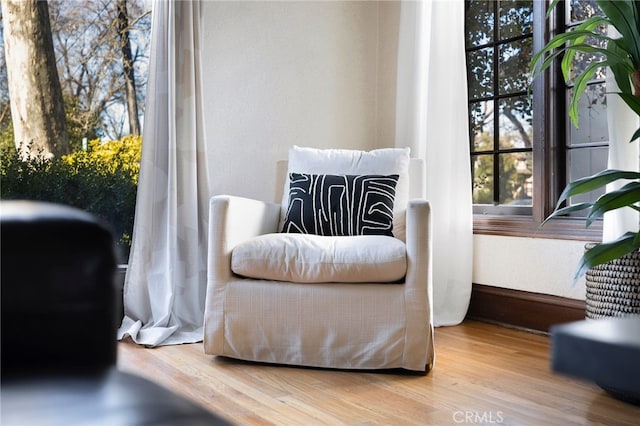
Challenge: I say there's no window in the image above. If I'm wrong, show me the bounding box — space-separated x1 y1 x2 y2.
466 0 534 215
465 0 607 240
0 0 151 263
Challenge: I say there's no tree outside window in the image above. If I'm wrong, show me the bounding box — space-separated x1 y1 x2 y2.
0 0 151 263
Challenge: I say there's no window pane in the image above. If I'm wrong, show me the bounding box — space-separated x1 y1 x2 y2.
473 154 494 204
499 152 533 205
466 0 494 48
568 83 608 145
499 0 533 39
567 146 608 209
499 96 532 149
569 0 603 23
498 38 532 95
467 47 494 99
470 101 494 152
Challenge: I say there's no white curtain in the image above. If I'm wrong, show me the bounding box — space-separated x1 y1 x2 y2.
118 0 211 346
395 0 472 325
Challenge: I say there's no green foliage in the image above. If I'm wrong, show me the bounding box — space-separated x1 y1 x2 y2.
64 95 100 151
0 136 141 263
473 153 524 205
64 136 141 184
1 96 101 154
0 119 14 153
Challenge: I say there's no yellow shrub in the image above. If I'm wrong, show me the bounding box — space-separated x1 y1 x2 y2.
63 135 141 183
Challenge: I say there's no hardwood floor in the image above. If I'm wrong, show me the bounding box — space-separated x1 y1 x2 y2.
117 320 640 425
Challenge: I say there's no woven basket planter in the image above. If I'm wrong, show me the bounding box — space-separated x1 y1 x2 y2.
584 243 640 319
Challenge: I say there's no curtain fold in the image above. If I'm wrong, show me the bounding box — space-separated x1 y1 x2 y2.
395 0 472 326
118 0 210 346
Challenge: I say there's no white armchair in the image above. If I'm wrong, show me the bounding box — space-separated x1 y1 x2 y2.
203 147 434 372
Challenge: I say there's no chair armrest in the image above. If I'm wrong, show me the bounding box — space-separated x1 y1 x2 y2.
207 195 281 282
403 199 434 369
204 195 280 353
405 199 431 292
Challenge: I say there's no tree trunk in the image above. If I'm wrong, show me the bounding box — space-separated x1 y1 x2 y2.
116 0 140 136
1 0 69 158
632 70 640 98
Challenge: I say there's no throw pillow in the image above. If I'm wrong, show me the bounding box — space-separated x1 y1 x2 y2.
282 173 399 236
279 145 411 240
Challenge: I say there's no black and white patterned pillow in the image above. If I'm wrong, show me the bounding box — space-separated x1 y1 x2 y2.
282 173 399 236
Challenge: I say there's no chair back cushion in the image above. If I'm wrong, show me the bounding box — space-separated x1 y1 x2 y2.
278 146 410 241
231 233 406 283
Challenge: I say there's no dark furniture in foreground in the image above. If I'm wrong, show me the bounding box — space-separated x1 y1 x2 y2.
551 316 640 405
1 200 230 425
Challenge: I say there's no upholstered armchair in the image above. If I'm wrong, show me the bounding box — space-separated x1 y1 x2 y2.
203 146 434 372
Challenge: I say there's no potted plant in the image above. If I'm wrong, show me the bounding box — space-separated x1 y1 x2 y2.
531 0 640 318
530 0 640 317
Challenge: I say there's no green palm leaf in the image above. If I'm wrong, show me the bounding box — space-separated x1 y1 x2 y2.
607 39 635 94
556 169 640 206
576 231 640 280
568 61 605 126
530 29 610 76
543 202 593 224
597 0 640 66
586 182 640 226
546 0 561 18
560 17 611 76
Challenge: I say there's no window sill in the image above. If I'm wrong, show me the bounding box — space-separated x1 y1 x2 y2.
473 215 602 241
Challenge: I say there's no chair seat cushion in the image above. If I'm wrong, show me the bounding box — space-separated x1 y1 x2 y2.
231 233 406 283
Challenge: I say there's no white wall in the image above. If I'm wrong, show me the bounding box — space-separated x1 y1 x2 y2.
474 235 587 300
200 0 586 301
202 1 390 202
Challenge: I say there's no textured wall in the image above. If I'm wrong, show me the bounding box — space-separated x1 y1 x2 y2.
473 235 586 300
202 1 393 202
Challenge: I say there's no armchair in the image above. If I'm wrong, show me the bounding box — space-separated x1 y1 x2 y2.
203 147 434 372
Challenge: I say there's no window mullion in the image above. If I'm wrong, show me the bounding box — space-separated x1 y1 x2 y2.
492 0 500 206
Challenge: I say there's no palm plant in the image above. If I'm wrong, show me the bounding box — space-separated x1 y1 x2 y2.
530 0 640 280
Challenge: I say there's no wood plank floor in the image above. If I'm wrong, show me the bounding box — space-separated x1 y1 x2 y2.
117 320 640 425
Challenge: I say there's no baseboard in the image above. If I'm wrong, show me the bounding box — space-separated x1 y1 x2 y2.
466 284 586 333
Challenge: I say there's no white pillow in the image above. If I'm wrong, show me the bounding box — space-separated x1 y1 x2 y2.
280 146 410 241
231 233 407 283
